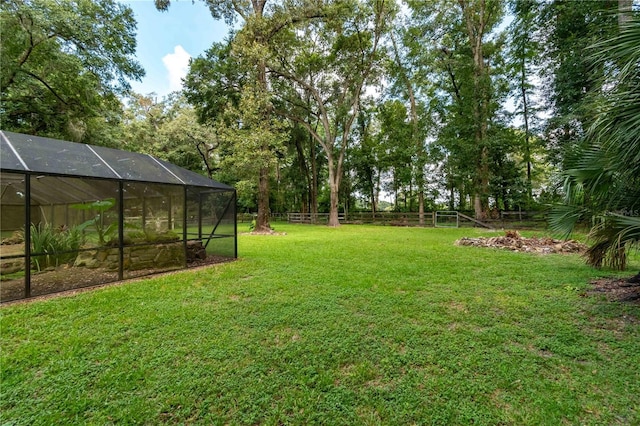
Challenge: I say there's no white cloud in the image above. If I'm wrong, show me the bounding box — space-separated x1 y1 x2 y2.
162 45 191 92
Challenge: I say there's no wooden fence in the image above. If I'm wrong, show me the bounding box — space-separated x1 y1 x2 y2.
238 211 548 229
286 211 548 229
286 213 345 224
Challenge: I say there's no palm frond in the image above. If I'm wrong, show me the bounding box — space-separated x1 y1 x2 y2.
549 203 589 239
552 18 640 271
585 214 640 270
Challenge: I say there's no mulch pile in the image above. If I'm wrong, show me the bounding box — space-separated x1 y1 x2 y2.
455 230 587 254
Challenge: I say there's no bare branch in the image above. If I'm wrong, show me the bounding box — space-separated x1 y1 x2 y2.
20 70 69 105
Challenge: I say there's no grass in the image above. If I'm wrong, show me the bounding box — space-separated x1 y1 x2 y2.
1 224 639 425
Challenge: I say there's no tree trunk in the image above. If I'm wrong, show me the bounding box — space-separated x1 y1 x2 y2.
252 36 273 230
375 172 381 214
459 182 467 211
391 30 426 225
406 184 410 211
310 135 318 220
521 55 533 207
328 164 341 227
251 0 273 232
473 134 490 220
394 176 399 210
294 135 311 214
461 0 491 220
449 183 455 211
418 190 425 226
619 0 633 27
254 166 271 232
473 195 483 220
369 167 377 214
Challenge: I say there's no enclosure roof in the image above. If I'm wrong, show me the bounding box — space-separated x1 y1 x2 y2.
0 130 233 190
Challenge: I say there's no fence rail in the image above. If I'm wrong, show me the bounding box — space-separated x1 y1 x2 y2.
238 211 548 229
237 213 288 223
287 213 345 224
342 212 435 226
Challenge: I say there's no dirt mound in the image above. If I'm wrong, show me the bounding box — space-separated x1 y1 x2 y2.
455 230 587 254
589 277 640 304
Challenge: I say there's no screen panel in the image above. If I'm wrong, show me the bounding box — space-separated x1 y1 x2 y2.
4 132 118 179
91 146 182 184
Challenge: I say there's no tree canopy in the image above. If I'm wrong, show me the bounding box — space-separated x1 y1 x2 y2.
2 0 639 270
1 0 144 144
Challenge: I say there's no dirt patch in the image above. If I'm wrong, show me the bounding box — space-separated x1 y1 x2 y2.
1 255 234 305
455 230 587 254
588 276 640 304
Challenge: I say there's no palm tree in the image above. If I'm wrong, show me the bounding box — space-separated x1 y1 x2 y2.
550 18 640 280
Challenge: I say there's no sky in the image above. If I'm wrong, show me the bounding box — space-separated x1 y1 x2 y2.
120 0 230 98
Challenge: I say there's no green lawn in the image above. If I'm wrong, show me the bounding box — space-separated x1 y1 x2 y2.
1 224 639 425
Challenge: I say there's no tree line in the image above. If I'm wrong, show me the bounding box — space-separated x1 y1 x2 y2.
2 0 638 270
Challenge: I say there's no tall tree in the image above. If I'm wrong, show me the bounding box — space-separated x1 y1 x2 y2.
156 0 284 232
1 0 143 144
121 92 222 177
269 0 393 226
158 0 327 231
507 0 542 208
375 100 413 210
387 25 433 223
282 123 324 215
120 93 166 152
539 0 618 168
458 0 504 219
350 101 383 214
408 0 506 219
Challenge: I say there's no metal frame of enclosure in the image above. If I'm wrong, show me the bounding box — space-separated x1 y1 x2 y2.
0 131 236 302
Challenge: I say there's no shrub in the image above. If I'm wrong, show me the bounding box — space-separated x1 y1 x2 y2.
29 223 84 271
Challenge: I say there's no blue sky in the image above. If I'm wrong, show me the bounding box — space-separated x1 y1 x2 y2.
120 0 230 97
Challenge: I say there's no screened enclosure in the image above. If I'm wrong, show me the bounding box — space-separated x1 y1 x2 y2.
0 131 236 302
